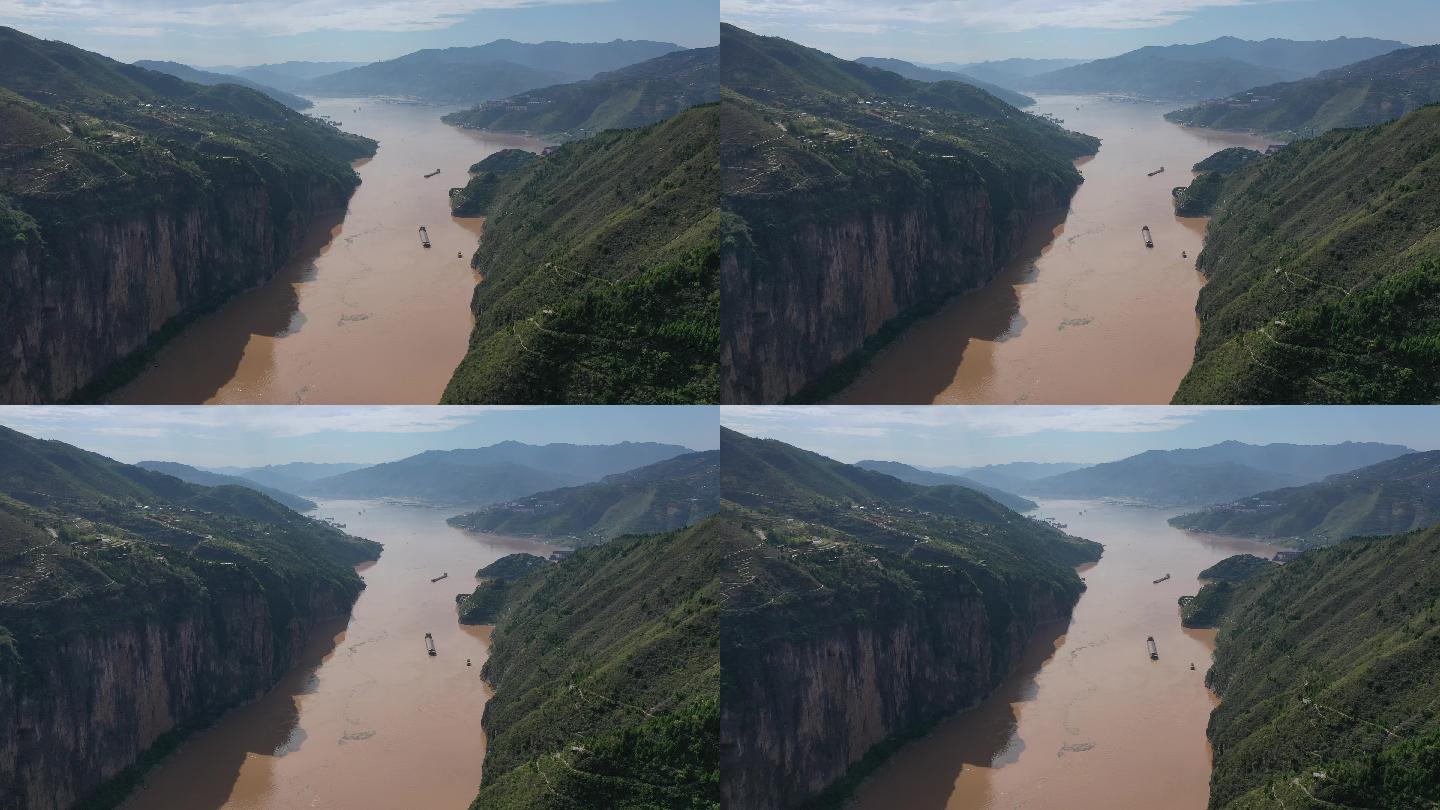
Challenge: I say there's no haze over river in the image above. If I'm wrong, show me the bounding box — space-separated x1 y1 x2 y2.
112 99 545 404
120 500 553 810
850 500 1279 810
835 96 1275 405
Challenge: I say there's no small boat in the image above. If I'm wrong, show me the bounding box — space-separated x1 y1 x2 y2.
419 226 432 248
424 632 437 656
1147 166 1165 177
1142 226 1154 248
424 168 441 178
1190 662 1196 670
466 659 472 667
430 572 448 583
1182 251 1188 259
1153 573 1170 584
1147 636 1159 660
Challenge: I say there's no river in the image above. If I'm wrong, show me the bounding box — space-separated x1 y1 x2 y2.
111 100 546 404
834 96 1275 405
119 500 554 810
849 499 1280 810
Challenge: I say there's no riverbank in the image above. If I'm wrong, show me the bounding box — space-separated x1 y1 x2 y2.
834 96 1275 405
110 99 547 405
848 500 1279 809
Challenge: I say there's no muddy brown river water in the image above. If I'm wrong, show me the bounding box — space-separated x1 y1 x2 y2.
112 100 545 404
849 499 1279 810
119 500 554 810
834 96 1275 405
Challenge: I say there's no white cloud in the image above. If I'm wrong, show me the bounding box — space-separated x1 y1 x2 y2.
0 0 611 37
722 0 1288 35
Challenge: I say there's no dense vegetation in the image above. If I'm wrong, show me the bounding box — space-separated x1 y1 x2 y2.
851 57 1034 107
455 554 548 625
1173 105 1440 403
450 150 538 216
720 24 1099 402
720 428 1104 645
1172 147 1263 216
448 450 718 545
461 520 721 809
135 460 317 512
443 47 717 141
131 60 312 110
0 25 374 236
1169 451 1440 546
1026 36 1406 99
1166 45 1440 137
850 460 1037 511
0 424 379 662
303 39 680 103
442 104 718 404
1198 554 1275 582
1189 525 1440 808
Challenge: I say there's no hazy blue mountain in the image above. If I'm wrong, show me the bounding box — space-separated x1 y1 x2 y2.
853 57 1034 106
852 460 1037 511
210 462 369 492
304 39 681 102
232 61 369 88
1170 450 1440 547
934 461 1090 490
1024 441 1413 505
931 57 1089 86
135 461 317 512
132 59 313 109
1026 36 1408 99
1166 45 1440 137
302 441 693 504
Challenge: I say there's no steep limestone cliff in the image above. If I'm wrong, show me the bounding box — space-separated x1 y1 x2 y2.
722 174 1073 402
0 178 355 403
0 578 358 810
722 563 1071 808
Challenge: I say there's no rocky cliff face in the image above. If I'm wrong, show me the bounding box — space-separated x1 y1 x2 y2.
721 177 1073 403
0 174 354 403
720 581 1070 809
0 576 357 809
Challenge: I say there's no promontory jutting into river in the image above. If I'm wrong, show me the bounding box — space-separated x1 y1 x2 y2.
119 501 553 810
111 100 546 405
850 500 1278 810
835 96 1274 405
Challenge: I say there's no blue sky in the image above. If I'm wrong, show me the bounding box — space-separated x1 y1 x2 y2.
722 0 1439 63
721 406 1440 468
0 0 716 65
0 406 718 467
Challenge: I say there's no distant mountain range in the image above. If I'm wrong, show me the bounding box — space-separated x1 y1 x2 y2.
928 57 1089 87
1019 441 1412 505
1169 450 1440 547
448 450 718 544
297 441 693 504
304 38 682 103
132 60 312 109
209 461 368 492
1166 44 1440 137
928 461 1088 491
1025 36 1408 99
853 57 1035 107
219 61 369 90
851 459 1037 511
443 47 717 140
135 461 317 512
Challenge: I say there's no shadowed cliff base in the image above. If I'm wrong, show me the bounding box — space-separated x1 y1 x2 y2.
111 619 348 810
101 211 341 404
826 209 1068 404
822 621 1070 809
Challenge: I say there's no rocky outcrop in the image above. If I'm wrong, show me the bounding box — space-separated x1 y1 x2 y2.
720 579 1072 808
721 176 1075 403
0 174 356 403
0 575 360 809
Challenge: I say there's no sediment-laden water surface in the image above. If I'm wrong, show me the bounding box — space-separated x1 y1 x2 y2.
119 500 553 810
112 100 545 404
849 500 1279 810
834 96 1275 405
